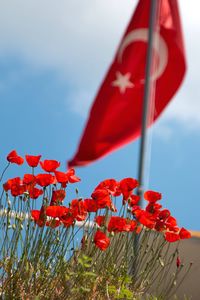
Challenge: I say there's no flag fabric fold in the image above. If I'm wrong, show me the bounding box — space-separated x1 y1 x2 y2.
68 0 186 167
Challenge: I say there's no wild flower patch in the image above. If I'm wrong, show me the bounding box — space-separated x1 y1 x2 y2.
0 150 192 299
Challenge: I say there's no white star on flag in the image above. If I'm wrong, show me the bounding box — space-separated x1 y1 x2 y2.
112 71 134 94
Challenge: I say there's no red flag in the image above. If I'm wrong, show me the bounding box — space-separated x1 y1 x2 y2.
69 0 186 167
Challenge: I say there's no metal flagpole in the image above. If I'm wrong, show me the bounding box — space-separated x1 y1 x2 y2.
137 0 158 199
132 0 159 275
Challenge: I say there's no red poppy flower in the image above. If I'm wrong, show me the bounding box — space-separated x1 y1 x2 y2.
94 230 110 251
137 210 156 229
83 198 98 212
155 220 166 232
31 210 40 221
3 182 10 192
7 150 24 165
60 210 75 227
66 168 81 183
40 159 60 172
179 227 191 239
11 184 26 197
165 232 180 242
119 178 138 200
108 217 137 233
3 177 21 191
144 190 162 203
70 199 87 221
132 206 142 216
158 209 171 221
91 189 112 209
129 220 138 231
25 155 41 167
128 194 140 207
165 216 178 232
46 206 68 218
146 202 162 214
95 215 105 227
167 216 177 227
23 174 36 186
36 174 55 187
95 179 120 196
28 187 43 199
31 206 46 227
51 190 66 204
54 171 69 184
54 169 80 187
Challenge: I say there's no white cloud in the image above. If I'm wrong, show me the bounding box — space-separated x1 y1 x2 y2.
0 0 200 133
0 0 134 82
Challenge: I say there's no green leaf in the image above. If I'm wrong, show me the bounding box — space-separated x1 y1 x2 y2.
83 271 97 277
108 285 117 295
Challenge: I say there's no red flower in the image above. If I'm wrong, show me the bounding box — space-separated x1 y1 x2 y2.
146 202 162 214
66 168 81 183
3 177 21 191
165 232 180 242
95 179 119 196
158 209 171 220
95 216 137 233
54 171 68 185
46 206 68 218
108 217 137 233
95 215 105 227
179 227 191 239
31 206 46 227
51 190 66 204
91 189 112 209
7 150 24 165
54 169 80 187
36 174 55 187
40 160 60 172
23 174 36 186
136 210 156 229
144 190 162 203
60 210 75 227
155 220 166 232
28 187 43 199
128 194 140 207
119 178 138 200
25 155 41 167
94 230 110 251
70 199 87 221
5 177 26 197
165 216 178 232
83 198 98 212
132 206 142 219
167 216 177 227
11 183 26 197
3 182 10 192
31 210 40 221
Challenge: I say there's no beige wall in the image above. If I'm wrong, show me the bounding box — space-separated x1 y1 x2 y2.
176 236 200 299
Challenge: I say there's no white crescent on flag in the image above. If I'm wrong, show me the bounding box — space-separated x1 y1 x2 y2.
117 28 168 81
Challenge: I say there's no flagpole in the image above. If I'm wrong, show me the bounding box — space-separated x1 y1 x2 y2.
132 0 158 275
137 0 158 199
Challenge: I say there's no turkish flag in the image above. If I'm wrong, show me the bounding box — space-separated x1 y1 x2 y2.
68 0 186 167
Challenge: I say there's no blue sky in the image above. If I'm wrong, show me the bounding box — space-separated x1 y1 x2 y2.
0 0 200 230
